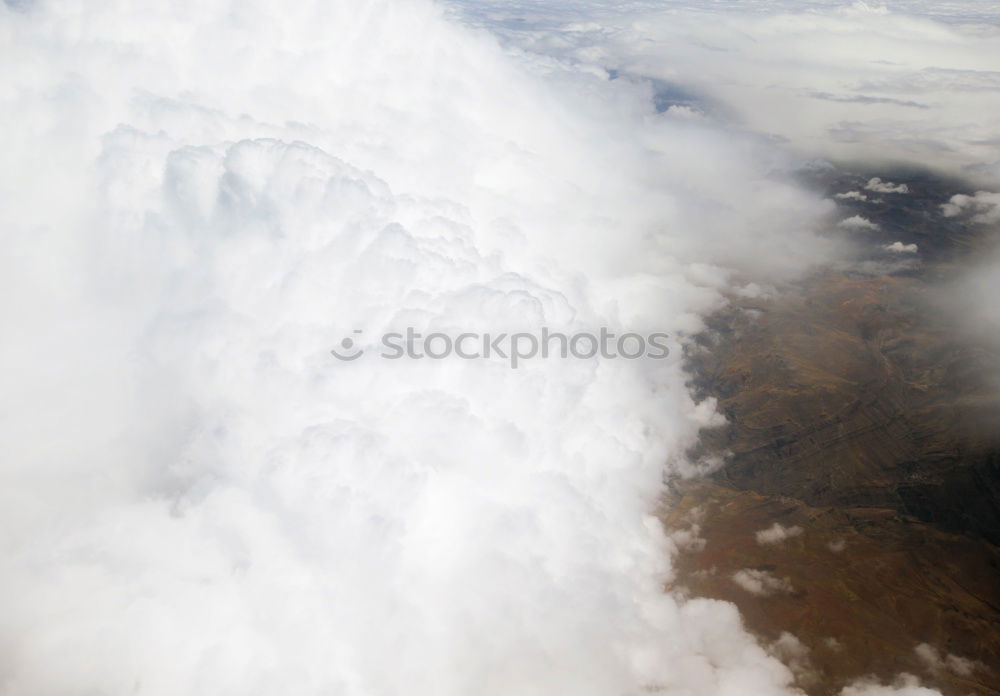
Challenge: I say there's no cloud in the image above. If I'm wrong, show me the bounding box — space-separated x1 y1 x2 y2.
668 506 708 553
0 0 972 694
732 568 795 596
840 674 946 696
915 643 980 678
885 241 919 253
0 1 849 695
755 522 804 546
460 0 1000 186
836 191 870 201
839 215 881 230
664 104 706 120
806 91 929 109
768 632 818 687
828 538 848 553
941 190 1000 224
669 524 707 553
932 232 1000 351
866 177 910 194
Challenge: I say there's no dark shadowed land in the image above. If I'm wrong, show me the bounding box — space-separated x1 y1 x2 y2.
669 167 1000 695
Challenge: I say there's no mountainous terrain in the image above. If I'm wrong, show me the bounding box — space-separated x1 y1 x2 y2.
671 169 1000 695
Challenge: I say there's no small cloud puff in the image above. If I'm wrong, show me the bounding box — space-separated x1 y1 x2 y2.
885 241 918 253
668 524 707 553
914 643 980 678
732 568 794 596
664 105 705 120
866 177 909 194
755 522 803 545
735 282 774 299
828 538 847 553
839 215 880 230
835 191 868 201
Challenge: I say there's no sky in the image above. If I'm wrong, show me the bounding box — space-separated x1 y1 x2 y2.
1 1 997 694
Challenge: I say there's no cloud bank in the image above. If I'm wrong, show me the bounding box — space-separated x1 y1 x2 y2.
457 0 1000 186
0 0 844 695
3 0 982 694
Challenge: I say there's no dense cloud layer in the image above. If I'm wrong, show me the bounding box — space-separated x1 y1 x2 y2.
455 0 1000 185
2 0 987 694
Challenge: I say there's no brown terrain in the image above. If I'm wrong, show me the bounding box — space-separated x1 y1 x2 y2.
665 169 1000 695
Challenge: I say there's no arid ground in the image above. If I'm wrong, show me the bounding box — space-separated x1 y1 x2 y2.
670 168 1000 695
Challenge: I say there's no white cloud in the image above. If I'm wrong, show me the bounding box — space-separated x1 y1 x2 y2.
768 632 818 687
735 282 776 299
828 538 848 553
1 0 974 694
941 190 1000 224
732 568 795 596
915 643 980 677
839 215 881 230
840 674 945 696
669 524 708 553
885 241 919 253
459 1 1000 186
866 177 910 194
836 191 869 201
0 1 850 695
755 522 804 546
664 105 705 120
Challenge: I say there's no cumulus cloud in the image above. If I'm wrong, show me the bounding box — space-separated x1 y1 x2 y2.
735 282 776 299
941 190 1000 224
732 568 795 596
0 1 853 695
0 0 972 694
755 522 804 546
915 643 980 678
885 241 919 253
668 506 708 553
669 525 707 553
664 104 706 120
836 191 870 201
839 215 881 230
866 177 910 194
